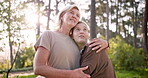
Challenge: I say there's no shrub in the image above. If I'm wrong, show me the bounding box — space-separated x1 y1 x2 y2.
0 60 10 71
108 36 145 70
15 46 35 68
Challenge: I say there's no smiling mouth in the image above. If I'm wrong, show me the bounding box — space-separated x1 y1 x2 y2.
70 19 76 23
79 35 85 38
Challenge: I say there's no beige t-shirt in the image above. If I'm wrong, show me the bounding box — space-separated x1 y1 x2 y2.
35 30 80 70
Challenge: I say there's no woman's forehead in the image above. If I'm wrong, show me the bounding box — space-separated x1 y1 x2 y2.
75 22 90 31
76 23 87 27
69 6 79 11
69 8 80 13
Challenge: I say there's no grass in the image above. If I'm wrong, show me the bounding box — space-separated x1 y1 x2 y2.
12 75 37 78
10 69 148 78
11 70 148 78
0 67 33 74
1 68 148 78
115 69 148 78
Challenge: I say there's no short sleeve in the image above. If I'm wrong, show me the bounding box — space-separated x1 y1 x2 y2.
34 31 52 51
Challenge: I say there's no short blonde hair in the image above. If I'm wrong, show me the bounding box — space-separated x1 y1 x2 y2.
77 21 90 31
69 21 90 37
56 5 80 30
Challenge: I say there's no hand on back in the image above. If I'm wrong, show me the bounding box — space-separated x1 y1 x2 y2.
69 66 90 78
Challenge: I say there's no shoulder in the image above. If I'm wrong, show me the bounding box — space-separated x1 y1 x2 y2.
81 44 93 55
84 44 92 52
42 30 53 34
41 30 57 36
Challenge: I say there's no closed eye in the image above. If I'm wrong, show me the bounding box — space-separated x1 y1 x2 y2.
76 28 80 31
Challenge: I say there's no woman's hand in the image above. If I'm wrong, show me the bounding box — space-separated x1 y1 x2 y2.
88 38 109 53
69 66 90 78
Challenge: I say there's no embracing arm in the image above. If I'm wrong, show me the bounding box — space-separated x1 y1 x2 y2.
33 46 90 78
88 38 109 53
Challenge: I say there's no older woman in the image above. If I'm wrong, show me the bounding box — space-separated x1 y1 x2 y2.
33 5 109 78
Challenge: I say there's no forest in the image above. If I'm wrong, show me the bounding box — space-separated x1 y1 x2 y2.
0 0 147 78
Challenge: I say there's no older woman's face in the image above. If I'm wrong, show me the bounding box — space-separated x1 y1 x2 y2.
62 8 80 28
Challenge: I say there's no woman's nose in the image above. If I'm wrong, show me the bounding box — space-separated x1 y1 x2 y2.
80 30 85 33
72 14 78 20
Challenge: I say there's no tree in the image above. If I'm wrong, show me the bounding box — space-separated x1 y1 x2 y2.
143 0 148 60
132 0 139 48
35 0 44 39
109 0 144 47
55 0 60 15
0 30 3 52
0 0 27 77
115 0 119 34
7 0 13 67
47 0 51 30
106 0 110 41
90 0 97 39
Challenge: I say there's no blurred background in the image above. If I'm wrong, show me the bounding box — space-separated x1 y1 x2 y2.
0 0 147 78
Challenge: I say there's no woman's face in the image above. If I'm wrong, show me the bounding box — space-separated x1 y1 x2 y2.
62 8 80 28
73 23 89 44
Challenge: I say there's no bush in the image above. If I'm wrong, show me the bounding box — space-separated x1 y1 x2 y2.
1 72 6 78
15 46 35 68
116 69 148 78
0 60 10 71
12 74 37 78
108 36 145 70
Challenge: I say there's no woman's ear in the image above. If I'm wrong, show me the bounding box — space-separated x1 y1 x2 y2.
69 30 73 38
60 12 65 20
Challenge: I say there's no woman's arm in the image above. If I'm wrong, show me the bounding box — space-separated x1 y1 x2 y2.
33 46 90 78
88 38 109 53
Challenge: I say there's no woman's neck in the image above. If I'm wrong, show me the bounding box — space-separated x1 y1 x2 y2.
77 42 85 50
57 24 72 35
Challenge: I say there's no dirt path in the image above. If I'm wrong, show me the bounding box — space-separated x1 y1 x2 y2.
0 70 34 78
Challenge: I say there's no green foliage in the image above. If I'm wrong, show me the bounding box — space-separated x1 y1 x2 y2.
0 0 26 66
12 75 37 78
15 47 35 68
116 69 148 78
0 60 10 70
0 67 33 74
108 36 145 70
0 67 34 78
1 72 6 78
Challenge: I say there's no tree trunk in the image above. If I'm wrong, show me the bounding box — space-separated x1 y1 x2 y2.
131 1 135 47
90 0 96 39
7 0 13 66
118 1 122 34
55 0 59 15
7 0 13 77
106 0 109 41
122 21 127 39
143 0 148 54
36 0 41 40
116 0 119 34
47 0 51 30
133 1 138 48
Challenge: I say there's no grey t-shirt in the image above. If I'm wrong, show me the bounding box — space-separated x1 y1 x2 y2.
35 30 80 70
